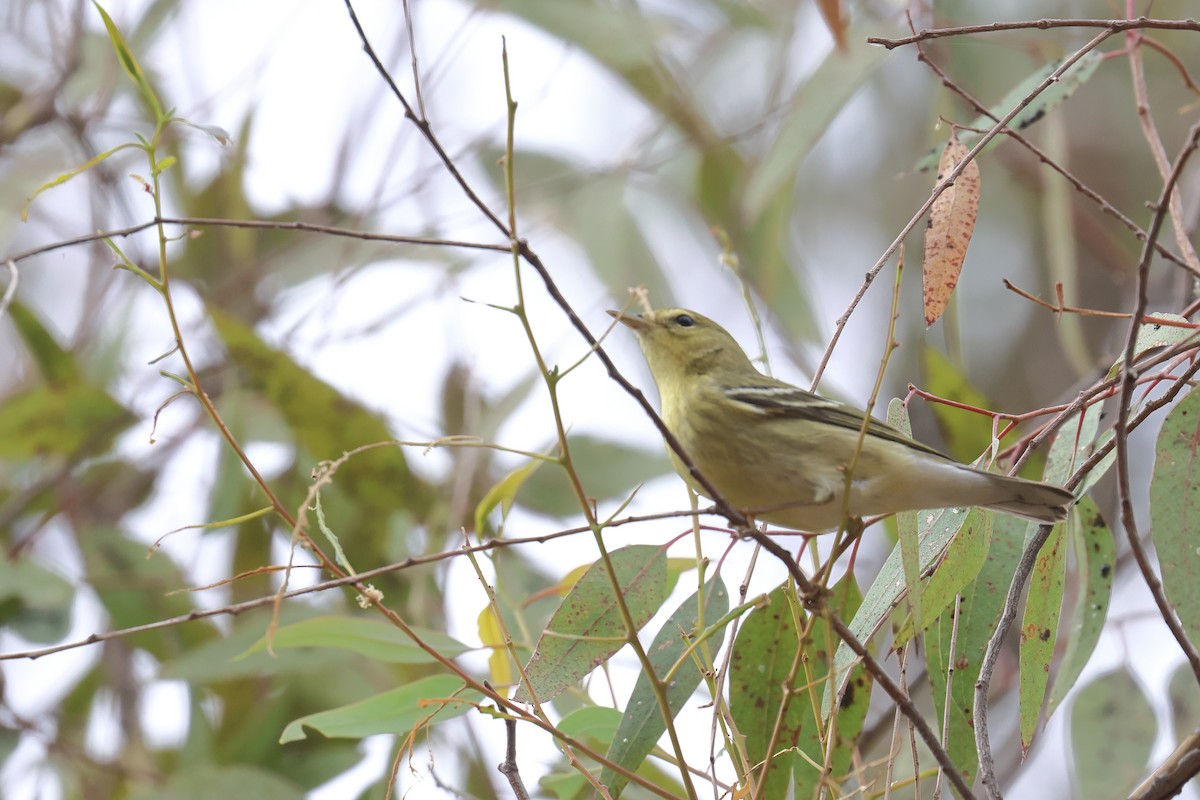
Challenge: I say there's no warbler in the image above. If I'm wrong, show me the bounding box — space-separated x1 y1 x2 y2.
609 307 1074 532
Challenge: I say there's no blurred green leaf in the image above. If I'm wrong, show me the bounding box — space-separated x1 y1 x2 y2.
93 1 164 117
210 310 439 524
475 455 547 536
514 544 668 703
1070 669 1155 800
1167 661 1200 744
479 147 674 306
744 33 887 219
244 615 470 664
161 610 352 684
280 675 470 743
130 765 305 800
889 398 923 631
922 345 993 462
6 301 78 383
519 435 669 519
81 526 216 658
0 558 74 643
0 385 129 458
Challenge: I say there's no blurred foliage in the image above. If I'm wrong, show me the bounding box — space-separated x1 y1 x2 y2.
4 1 1200 799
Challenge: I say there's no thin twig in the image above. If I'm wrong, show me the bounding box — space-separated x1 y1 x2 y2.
497 716 531 800
1125 25 1200 272
869 18 1200 50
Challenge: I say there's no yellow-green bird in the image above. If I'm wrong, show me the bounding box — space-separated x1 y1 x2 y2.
609 307 1074 532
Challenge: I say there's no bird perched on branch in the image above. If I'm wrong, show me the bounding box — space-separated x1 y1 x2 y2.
609 307 1074 532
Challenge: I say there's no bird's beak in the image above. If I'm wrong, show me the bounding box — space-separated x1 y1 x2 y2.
607 309 651 332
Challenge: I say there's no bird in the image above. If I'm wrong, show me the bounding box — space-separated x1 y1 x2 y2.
608 307 1074 533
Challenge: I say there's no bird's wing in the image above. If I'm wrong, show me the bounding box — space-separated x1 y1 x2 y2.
722 384 951 459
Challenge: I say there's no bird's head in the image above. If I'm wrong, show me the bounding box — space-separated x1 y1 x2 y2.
607 307 756 384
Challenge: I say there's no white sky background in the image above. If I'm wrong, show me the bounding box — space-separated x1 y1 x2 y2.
1 0 1195 798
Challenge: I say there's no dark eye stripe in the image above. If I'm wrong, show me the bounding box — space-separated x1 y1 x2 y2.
675 314 695 327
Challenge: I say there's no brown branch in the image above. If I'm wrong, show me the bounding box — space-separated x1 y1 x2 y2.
868 18 1200 50
4 217 510 264
497 714 531 800
1129 729 1200 800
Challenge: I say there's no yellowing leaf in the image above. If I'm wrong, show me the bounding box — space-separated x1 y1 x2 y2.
923 133 980 327
474 456 546 536
478 606 513 687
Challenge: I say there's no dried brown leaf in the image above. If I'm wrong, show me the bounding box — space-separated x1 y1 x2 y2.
923 133 981 327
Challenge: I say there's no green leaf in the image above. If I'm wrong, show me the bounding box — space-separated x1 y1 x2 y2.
6 301 79 384
279 675 470 743
926 512 1027 785
1046 497 1113 717
161 610 354 684
730 584 802 800
793 578 870 798
243 615 470 664
475 456 547 536
0 558 75 643
1069 669 1156 800
1150 386 1200 648
518 435 669 518
0 385 130 458
1167 661 1200 744
889 399 923 631
558 705 622 744
1106 313 1197 380
828 505 970 713
913 51 1104 172
1018 520 1067 753
894 507 991 645
601 577 729 797
93 1 164 117
478 147 673 306
513 544 669 703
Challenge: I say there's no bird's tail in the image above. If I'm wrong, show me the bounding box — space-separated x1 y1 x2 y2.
972 471 1075 523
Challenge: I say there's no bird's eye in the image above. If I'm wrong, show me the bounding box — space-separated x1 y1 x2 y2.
675 314 695 327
